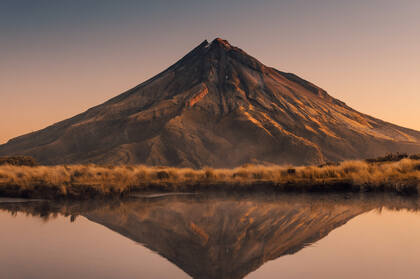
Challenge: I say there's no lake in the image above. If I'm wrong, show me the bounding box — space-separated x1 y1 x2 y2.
1 193 420 279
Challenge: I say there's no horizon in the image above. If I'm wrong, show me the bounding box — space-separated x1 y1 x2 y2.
1 0 420 144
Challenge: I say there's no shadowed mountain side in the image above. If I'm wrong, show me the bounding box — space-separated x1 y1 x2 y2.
2 194 420 278
1 38 420 167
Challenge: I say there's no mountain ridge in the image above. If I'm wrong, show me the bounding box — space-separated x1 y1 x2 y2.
1 38 420 167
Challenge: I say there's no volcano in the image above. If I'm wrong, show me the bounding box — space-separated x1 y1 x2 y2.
1 38 420 167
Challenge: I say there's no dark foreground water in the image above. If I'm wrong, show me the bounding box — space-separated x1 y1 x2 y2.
1 193 420 279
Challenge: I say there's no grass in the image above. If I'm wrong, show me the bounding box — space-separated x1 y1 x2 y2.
0 157 420 199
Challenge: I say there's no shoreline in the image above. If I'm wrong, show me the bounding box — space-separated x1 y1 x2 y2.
0 180 418 200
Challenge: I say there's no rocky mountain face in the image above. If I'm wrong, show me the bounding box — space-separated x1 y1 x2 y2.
1 38 420 167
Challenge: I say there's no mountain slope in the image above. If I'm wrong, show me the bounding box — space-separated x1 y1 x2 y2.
1 38 420 167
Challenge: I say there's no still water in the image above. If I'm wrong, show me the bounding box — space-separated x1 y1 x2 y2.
1 193 420 279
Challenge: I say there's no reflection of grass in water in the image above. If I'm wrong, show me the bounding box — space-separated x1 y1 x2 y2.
0 159 419 198
1 192 420 223
0 199 118 221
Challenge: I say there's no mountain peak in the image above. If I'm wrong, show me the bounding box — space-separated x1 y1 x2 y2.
192 38 233 52
211 38 232 49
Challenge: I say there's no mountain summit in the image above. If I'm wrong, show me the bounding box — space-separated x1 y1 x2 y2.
1 38 420 167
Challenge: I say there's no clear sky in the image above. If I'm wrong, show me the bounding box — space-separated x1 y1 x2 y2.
1 0 419 144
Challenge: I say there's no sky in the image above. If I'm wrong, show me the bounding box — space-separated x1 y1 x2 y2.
1 0 419 144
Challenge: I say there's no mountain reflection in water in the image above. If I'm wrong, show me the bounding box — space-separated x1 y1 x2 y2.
1 193 420 279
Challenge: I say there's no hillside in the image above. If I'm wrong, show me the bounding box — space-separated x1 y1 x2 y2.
1 38 420 167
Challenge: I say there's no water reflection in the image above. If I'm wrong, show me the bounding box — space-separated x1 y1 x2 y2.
1 193 420 279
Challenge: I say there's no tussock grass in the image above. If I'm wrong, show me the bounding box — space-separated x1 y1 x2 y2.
0 159 420 199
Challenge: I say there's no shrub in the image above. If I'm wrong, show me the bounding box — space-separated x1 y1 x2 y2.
409 154 420 160
366 153 408 163
204 168 215 180
318 162 339 168
0 156 37 166
156 171 170 180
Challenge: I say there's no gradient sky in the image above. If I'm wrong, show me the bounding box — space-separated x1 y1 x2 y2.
1 0 419 144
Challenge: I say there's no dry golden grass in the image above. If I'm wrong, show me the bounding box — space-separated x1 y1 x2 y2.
0 159 420 198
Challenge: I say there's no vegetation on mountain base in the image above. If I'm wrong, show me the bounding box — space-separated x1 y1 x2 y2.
0 156 37 166
365 152 420 163
0 154 420 199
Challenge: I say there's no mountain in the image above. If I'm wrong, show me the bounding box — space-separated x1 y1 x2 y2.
1 38 420 167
